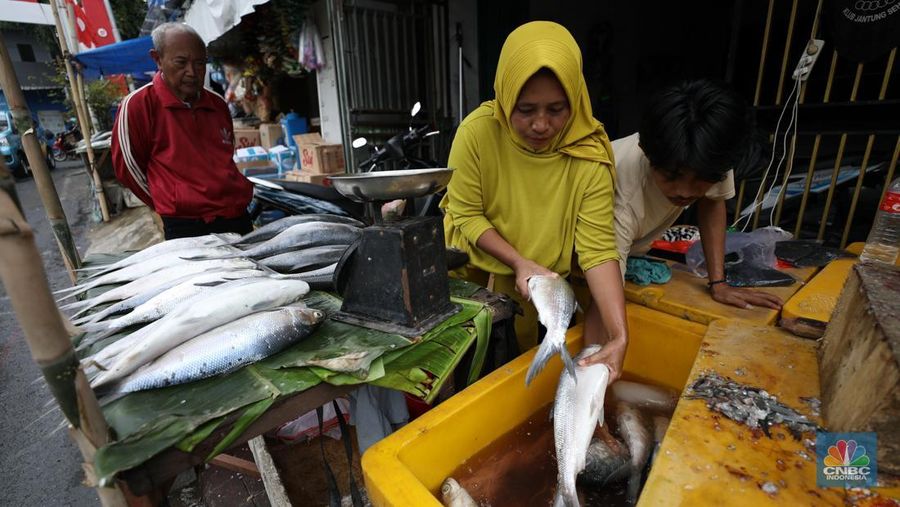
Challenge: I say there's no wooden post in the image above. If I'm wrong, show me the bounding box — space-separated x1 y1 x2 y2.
50 0 111 223
0 191 127 506
0 36 81 280
818 263 900 477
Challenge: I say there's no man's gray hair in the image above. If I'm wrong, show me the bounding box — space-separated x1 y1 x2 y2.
151 22 203 54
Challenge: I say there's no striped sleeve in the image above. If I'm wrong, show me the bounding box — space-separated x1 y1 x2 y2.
111 87 154 207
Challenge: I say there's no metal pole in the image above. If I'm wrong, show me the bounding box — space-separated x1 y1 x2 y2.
0 191 127 507
52 0 111 223
456 22 464 124
0 37 81 280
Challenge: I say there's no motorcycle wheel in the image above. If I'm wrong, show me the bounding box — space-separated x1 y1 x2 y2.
52 148 67 162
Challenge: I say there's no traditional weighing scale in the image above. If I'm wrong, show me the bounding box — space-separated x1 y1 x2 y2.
327 168 459 337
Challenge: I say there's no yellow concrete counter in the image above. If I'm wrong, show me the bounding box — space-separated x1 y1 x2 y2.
640 319 899 506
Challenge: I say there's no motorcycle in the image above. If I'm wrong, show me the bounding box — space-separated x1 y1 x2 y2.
247 101 443 224
51 127 82 162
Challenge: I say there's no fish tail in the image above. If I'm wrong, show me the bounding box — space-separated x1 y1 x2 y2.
553 482 580 507
525 340 556 386
560 345 577 383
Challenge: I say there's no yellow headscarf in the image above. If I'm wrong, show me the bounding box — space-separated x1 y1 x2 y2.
491 21 613 166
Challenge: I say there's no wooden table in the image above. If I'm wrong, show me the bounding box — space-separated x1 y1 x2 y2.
117 288 517 502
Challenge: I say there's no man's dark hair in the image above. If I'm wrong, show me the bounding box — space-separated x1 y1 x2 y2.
638 79 760 183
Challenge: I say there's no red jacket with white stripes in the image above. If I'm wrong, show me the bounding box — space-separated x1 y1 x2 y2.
111 72 253 221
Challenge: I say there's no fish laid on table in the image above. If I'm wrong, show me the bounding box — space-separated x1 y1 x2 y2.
74 233 239 276
609 380 678 414
86 278 311 387
61 258 259 317
190 222 361 260
258 245 347 273
553 345 610 507
291 262 338 289
440 478 478 507
525 275 578 385
615 401 651 504
76 273 276 346
581 424 631 487
55 246 244 300
71 268 264 325
98 304 324 399
232 214 364 245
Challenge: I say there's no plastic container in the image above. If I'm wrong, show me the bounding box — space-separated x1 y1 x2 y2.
860 176 900 265
280 113 309 151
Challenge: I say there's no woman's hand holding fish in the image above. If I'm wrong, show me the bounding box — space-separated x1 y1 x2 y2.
513 258 557 299
578 336 627 382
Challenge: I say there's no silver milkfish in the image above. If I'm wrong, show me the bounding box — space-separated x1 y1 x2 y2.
99 304 324 398
61 258 259 317
610 380 678 413
73 233 239 277
55 246 244 301
191 222 361 260
649 415 670 466
72 268 264 326
581 433 631 487
553 344 610 507
259 245 347 273
86 278 311 387
291 262 338 289
440 478 478 507
76 273 273 347
615 401 651 504
525 275 578 385
232 214 364 245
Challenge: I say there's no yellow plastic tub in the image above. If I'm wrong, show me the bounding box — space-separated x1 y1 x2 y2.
362 304 706 506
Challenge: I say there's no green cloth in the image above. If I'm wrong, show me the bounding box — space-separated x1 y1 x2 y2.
625 257 672 286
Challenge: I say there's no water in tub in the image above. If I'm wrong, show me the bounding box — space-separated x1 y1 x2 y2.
445 380 678 506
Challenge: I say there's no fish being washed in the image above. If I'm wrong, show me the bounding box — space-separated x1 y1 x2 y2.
610 380 678 413
615 401 651 504
525 275 577 385
440 478 478 507
74 233 239 276
86 278 311 386
192 222 361 260
232 214 364 245
553 345 610 507
581 424 631 487
259 245 347 273
99 304 324 398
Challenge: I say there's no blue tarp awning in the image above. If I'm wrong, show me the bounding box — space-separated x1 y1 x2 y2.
74 37 156 80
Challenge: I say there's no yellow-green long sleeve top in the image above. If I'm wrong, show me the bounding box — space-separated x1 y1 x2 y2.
441 103 619 277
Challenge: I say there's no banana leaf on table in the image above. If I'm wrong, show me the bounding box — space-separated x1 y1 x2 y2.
91 282 494 484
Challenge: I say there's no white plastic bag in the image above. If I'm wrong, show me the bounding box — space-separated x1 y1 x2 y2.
686 226 793 278
298 18 326 71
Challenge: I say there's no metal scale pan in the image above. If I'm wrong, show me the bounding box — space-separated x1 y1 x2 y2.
327 168 459 337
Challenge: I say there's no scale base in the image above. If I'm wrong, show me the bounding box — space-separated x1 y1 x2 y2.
332 304 461 338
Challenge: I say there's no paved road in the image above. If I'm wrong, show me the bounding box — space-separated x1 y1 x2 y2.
0 162 98 506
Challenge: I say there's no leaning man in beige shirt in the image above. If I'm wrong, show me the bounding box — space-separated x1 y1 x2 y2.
582 80 782 367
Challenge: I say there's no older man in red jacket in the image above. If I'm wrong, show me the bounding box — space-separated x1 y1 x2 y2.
112 22 253 239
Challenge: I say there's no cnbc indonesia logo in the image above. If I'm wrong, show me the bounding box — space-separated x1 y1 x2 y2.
822 439 871 482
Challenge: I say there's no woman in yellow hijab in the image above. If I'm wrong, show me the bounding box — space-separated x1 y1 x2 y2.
440 21 628 379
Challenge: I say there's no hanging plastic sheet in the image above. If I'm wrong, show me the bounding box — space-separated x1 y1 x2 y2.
298 17 326 71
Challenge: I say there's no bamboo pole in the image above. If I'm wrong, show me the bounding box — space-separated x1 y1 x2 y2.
840 48 896 247
0 37 81 280
50 0 111 223
775 0 799 106
817 62 864 241
753 0 775 107
0 191 126 507
880 136 900 205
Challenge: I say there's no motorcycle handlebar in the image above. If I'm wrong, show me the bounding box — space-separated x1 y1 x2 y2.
358 124 437 170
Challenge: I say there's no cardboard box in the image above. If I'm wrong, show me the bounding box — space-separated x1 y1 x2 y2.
234 128 262 149
284 170 333 187
259 123 284 150
268 145 296 174
293 133 345 174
